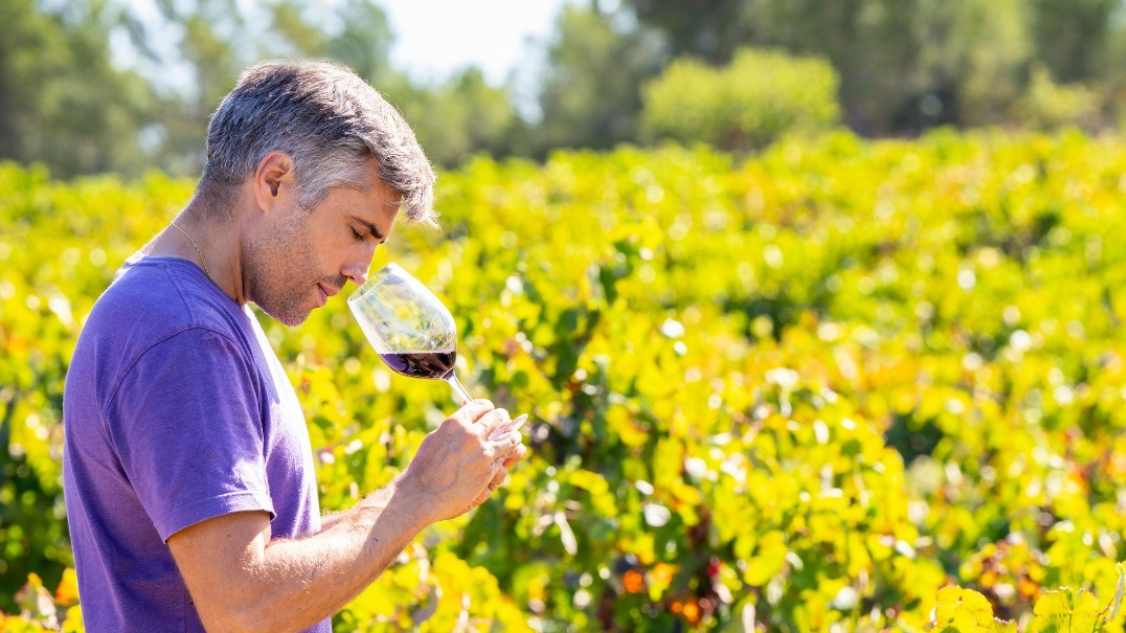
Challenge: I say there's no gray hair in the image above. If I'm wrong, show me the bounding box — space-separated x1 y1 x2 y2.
200 59 437 226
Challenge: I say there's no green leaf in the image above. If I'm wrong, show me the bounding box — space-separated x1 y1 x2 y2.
743 531 787 587
1032 588 1101 633
932 585 1004 633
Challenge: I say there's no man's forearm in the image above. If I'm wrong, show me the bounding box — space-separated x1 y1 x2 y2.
319 509 347 532
191 476 432 633
171 402 526 633
262 478 428 630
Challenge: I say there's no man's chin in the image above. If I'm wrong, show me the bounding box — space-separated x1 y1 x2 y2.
253 302 311 327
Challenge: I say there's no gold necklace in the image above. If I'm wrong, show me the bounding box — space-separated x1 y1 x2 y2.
169 220 214 281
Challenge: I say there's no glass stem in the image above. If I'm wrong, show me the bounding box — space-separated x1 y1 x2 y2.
446 373 474 404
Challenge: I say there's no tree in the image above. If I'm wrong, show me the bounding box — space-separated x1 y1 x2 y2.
534 5 666 155
641 48 840 151
0 0 154 177
626 0 750 63
1029 0 1117 83
118 0 508 172
900 0 1031 129
624 0 1039 134
384 69 522 167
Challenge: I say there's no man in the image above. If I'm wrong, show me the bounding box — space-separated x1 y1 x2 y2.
62 60 527 632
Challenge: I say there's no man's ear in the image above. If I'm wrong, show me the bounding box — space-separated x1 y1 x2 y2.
252 151 297 214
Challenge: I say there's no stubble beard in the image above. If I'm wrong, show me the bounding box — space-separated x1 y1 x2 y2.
244 211 320 327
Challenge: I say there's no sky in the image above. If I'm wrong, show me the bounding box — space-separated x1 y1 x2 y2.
108 0 581 112
379 0 575 87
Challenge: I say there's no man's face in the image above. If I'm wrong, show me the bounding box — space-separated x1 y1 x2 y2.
245 159 399 326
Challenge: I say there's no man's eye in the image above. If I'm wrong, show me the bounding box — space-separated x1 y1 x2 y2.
351 228 364 241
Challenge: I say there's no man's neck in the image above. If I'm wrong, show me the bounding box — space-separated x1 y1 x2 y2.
147 195 248 305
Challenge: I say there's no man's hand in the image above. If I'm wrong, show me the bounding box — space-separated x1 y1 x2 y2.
401 400 526 523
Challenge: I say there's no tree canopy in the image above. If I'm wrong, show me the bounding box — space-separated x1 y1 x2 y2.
4 0 1126 177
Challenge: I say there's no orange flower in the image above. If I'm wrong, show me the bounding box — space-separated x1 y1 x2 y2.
54 568 80 606
1018 578 1039 600
623 570 645 593
683 599 701 625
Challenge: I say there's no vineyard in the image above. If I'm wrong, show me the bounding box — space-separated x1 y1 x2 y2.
5 130 1126 631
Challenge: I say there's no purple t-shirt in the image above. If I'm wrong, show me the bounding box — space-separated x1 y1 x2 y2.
63 255 330 632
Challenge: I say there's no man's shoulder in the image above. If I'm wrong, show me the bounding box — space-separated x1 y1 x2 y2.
89 256 247 341
74 256 256 382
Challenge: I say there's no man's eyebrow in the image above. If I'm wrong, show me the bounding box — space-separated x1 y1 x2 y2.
351 215 386 243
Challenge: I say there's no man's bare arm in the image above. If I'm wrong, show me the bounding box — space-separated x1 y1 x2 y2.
167 401 525 633
169 478 425 633
319 509 346 532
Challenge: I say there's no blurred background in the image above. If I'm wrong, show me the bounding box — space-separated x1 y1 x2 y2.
10 1 1126 631
5 0 1125 178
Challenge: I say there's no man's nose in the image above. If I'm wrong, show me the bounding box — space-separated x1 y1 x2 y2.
342 261 368 287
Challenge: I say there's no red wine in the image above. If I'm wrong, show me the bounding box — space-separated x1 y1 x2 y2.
379 351 456 380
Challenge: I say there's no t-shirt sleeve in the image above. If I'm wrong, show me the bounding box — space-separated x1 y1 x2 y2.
107 328 276 542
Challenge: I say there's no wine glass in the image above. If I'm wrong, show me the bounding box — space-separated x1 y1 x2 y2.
348 263 527 436
347 263 474 401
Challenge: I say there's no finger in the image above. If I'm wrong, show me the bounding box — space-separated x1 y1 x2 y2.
478 408 511 437
489 413 528 441
502 443 528 468
485 430 522 458
451 399 494 426
489 466 507 489
470 487 491 509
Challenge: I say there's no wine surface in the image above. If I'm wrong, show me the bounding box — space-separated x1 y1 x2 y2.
379 350 456 380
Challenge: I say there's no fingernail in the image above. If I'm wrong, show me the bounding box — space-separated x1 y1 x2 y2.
511 414 528 431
